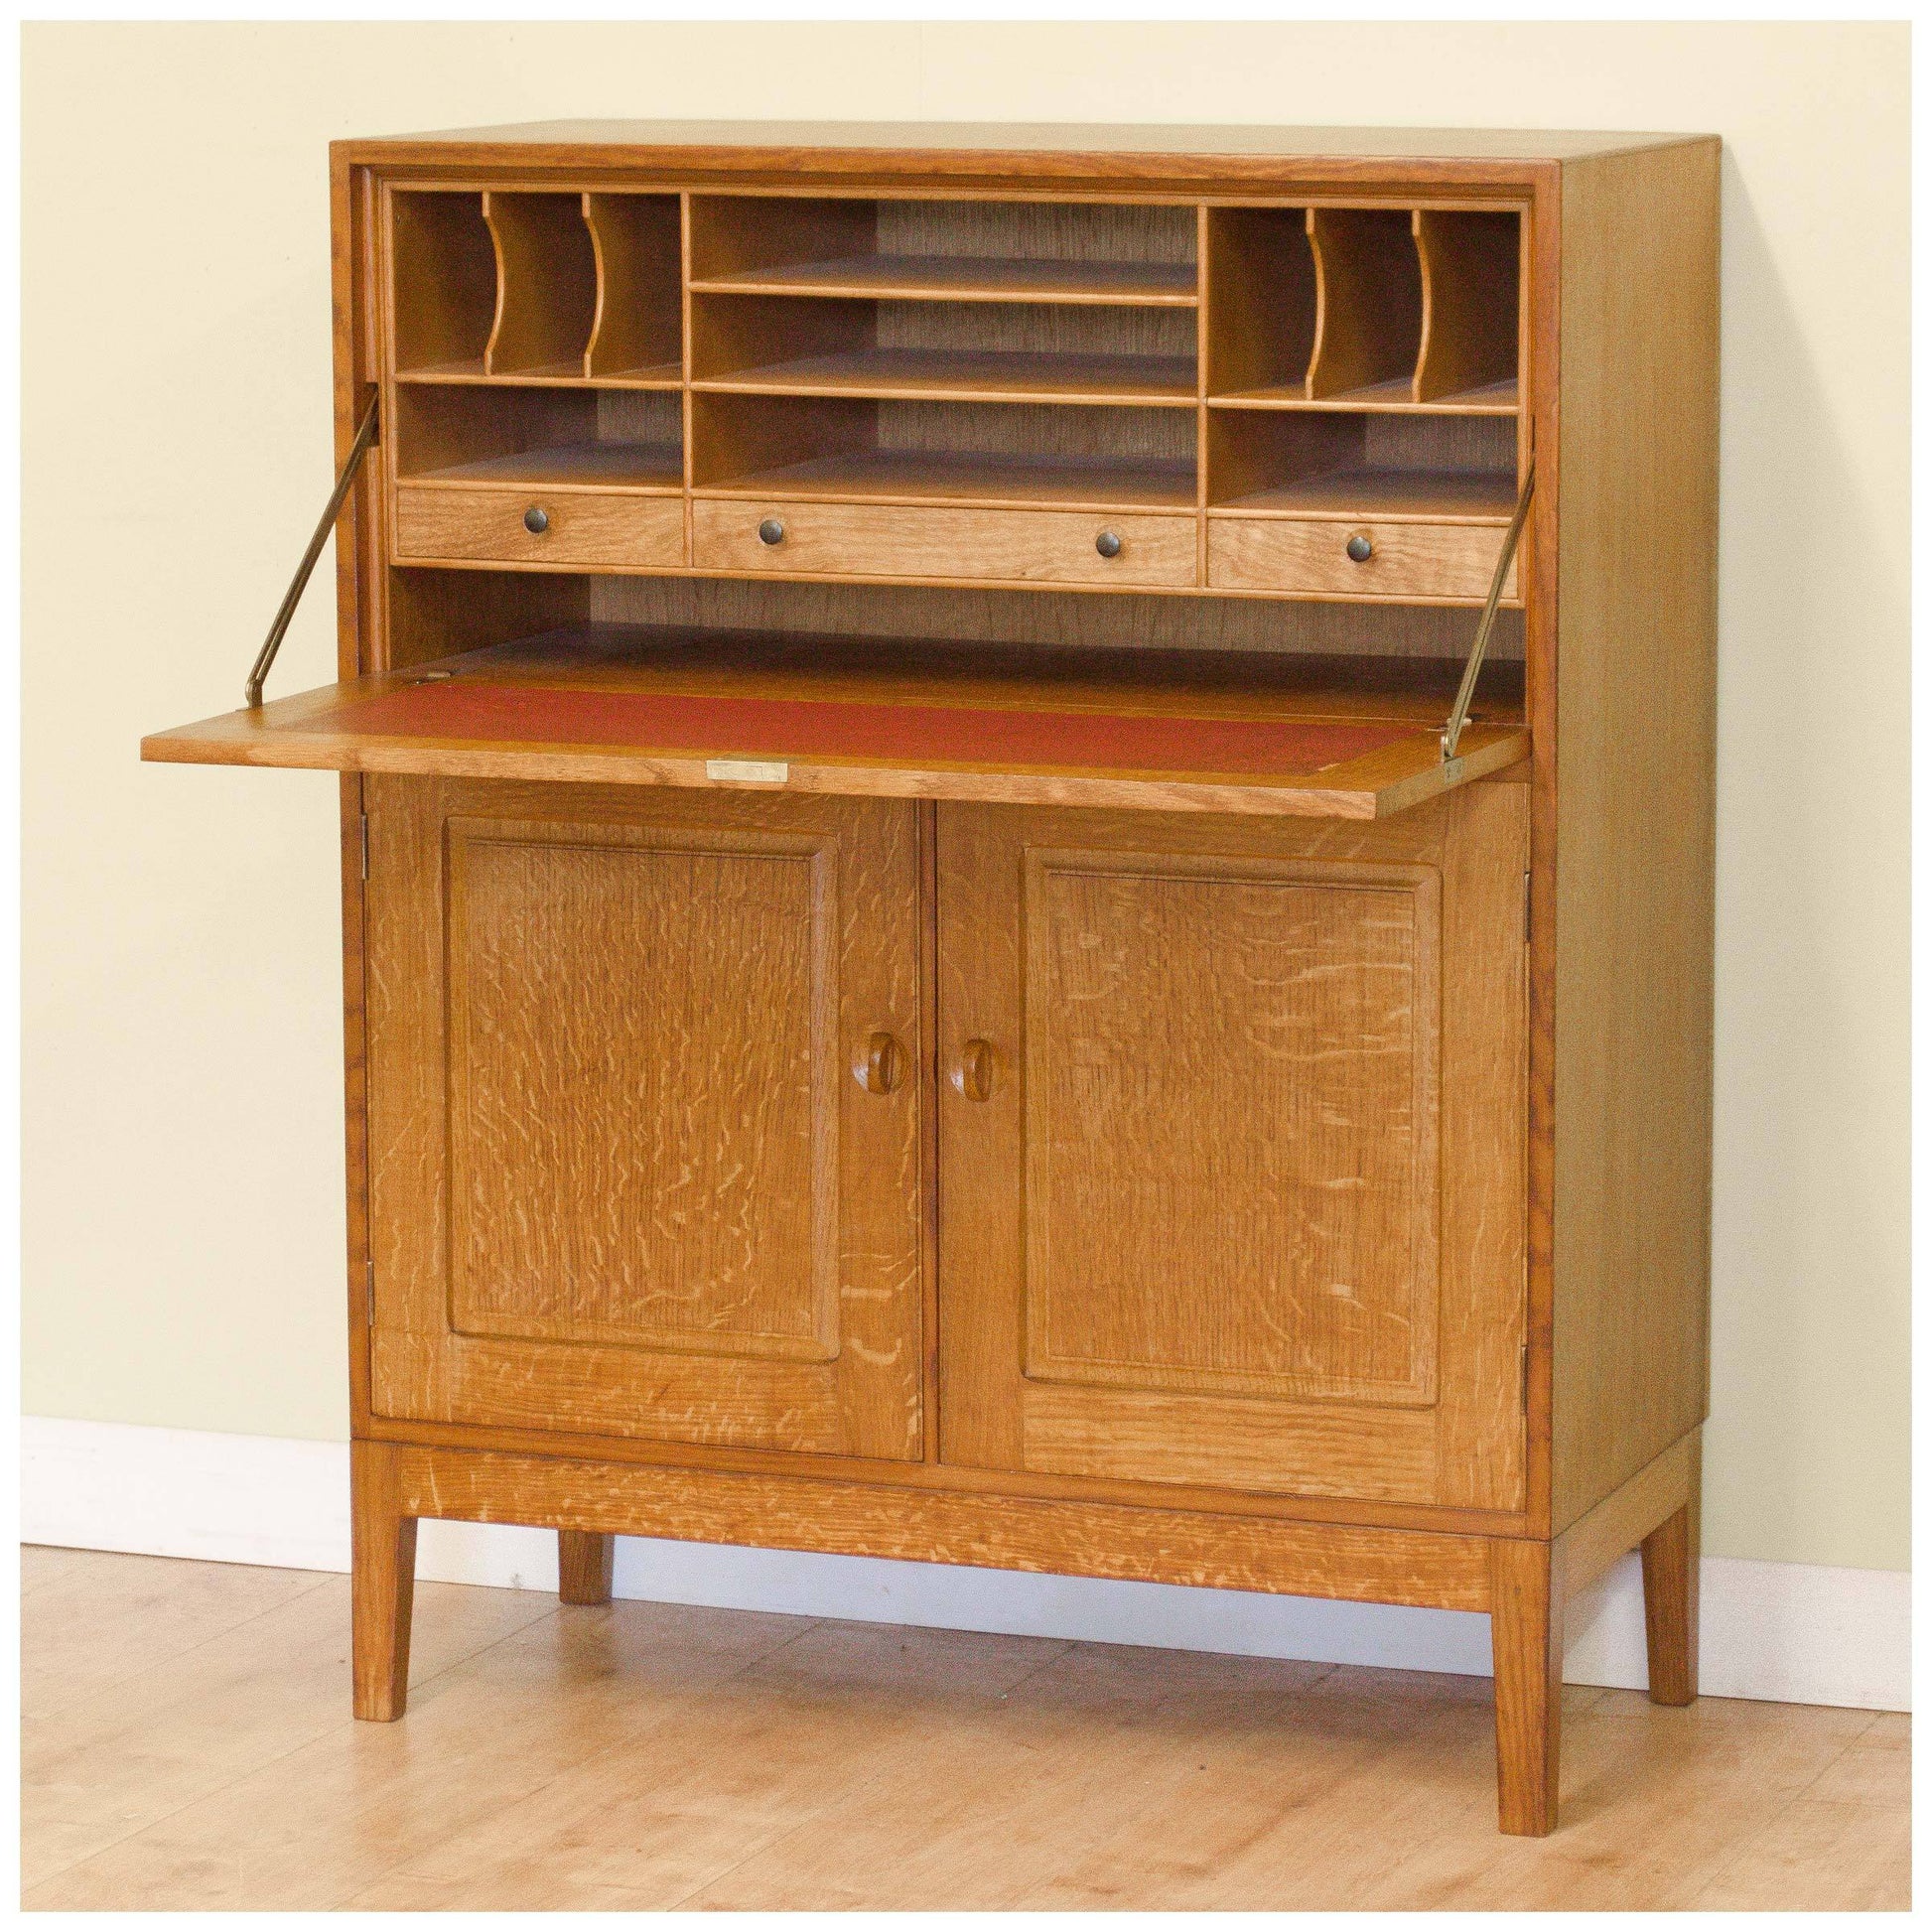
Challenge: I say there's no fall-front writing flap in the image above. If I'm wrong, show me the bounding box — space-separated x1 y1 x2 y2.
143 624 1527 821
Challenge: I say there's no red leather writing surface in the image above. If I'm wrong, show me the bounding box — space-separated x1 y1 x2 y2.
311 682 1415 779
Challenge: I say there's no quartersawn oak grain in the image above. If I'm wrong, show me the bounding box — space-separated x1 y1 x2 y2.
363 776 924 1460
143 122 1719 1841
935 785 1528 1512
393 1445 1496 1611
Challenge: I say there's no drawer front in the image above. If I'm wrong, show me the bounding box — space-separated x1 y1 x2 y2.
693 499 1198 589
1208 516 1517 603
394 484 686 569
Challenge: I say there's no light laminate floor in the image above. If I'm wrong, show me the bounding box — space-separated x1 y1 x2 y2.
20 1545 1910 1911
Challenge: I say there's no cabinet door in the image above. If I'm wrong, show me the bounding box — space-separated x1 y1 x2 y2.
363 777 923 1460
937 783 1526 1510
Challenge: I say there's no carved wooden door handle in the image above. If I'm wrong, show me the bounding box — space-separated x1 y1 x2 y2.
856 1031 905 1094
952 1038 997 1102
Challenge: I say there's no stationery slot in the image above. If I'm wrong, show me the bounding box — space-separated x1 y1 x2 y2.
1203 207 1317 400
1414 209 1521 405
483 192 599 378
1307 207 1425 403
390 192 497 377
584 194 684 383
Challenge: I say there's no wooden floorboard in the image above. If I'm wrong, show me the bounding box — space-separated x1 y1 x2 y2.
19 1547 1911 1911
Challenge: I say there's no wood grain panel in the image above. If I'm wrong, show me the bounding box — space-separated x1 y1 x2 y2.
937 794 1527 1506
1550 140 1720 1531
691 498 1197 588
443 818 837 1361
369 1331 844 1449
1020 847 1440 1405
363 777 924 1459
1209 515 1515 603
1020 1385 1437 1500
586 557 1527 658
394 484 684 568
1433 782 1531 1510
392 1444 1496 1611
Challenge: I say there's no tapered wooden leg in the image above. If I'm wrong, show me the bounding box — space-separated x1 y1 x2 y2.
350 1440 417 1722
1641 1498 1700 1706
1489 1538 1563 1836
558 1530 615 1606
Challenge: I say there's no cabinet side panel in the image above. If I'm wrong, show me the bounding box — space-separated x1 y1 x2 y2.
1552 141 1720 1530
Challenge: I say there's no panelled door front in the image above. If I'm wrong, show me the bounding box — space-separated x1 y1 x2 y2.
936 783 1528 1510
362 776 924 1459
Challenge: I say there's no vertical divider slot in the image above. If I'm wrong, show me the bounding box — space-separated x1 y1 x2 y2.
1307 208 1424 402
390 192 496 377
483 192 598 378
1202 207 1315 400
1413 210 1522 405
585 194 684 382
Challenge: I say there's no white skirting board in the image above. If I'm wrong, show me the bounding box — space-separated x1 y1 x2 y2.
20 1415 1910 1713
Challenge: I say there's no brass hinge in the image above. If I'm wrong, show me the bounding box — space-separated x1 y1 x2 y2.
1523 870 1532 944
359 813 369 882
1520 1338 1530 1412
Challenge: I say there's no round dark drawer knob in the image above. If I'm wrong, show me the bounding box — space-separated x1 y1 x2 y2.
1345 532 1374 563
523 505 549 535
758 517 786 546
1095 529 1124 559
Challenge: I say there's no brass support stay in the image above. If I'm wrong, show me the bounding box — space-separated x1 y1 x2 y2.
245 393 380 707
1442 460 1536 763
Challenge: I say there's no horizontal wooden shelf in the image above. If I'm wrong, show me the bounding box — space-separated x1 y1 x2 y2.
404 442 684 491
693 347 1199 407
1212 467 1518 523
143 626 1526 820
696 450 1197 512
396 358 684 389
688 253 1200 307
1209 376 1519 415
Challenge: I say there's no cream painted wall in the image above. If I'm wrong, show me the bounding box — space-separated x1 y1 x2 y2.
23 23 1907 1573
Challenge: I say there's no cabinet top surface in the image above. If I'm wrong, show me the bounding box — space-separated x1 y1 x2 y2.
340 118 1714 172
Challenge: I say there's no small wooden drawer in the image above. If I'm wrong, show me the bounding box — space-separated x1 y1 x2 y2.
1208 516 1518 603
394 483 685 569
692 499 1198 589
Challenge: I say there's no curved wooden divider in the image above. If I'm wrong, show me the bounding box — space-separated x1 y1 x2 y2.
482 191 599 377
389 192 497 376
584 194 684 382
1414 209 1521 403
1306 207 1423 401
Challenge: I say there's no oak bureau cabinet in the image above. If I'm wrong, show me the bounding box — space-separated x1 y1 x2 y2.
144 121 1720 1837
